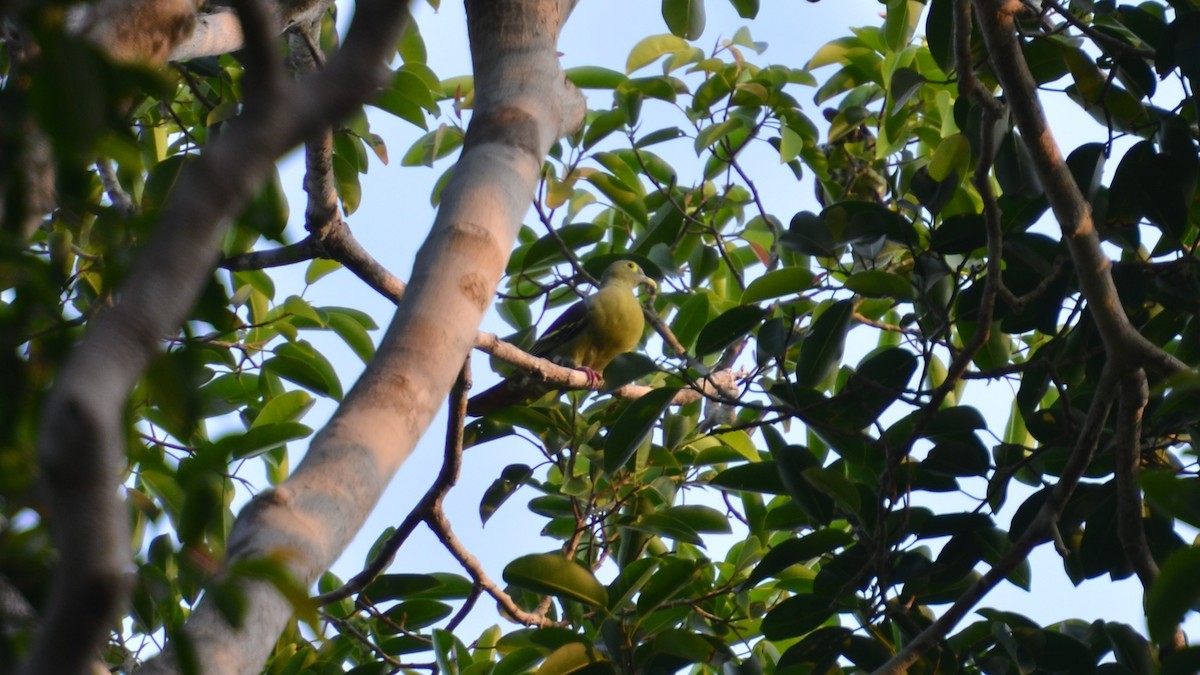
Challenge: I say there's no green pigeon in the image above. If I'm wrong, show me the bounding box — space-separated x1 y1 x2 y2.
468 260 656 416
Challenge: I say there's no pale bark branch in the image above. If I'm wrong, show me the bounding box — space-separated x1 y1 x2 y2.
135 1 586 672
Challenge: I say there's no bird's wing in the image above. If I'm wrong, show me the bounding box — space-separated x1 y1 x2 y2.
528 295 592 363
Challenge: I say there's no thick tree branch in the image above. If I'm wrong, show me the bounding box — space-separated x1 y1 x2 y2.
972 0 1186 378
1114 368 1155 586
133 1 586 672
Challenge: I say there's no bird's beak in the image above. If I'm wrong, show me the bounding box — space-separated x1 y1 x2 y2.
639 274 657 294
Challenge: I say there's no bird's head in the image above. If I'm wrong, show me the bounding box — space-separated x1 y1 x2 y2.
602 260 657 293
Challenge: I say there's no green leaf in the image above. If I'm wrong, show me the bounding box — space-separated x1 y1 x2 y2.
252 390 314 427
503 554 609 608
662 0 705 40
626 513 704 546
327 311 376 363
762 594 834 640
927 133 969 183
265 341 344 400
695 305 766 357
364 573 445 601
536 642 606 675
1142 471 1200 529
729 0 758 19
480 464 534 525
889 67 924 111
494 648 546 675
636 557 702 615
795 299 854 388
709 462 787 494
215 422 312 460
669 292 711 352
585 172 648 225
381 599 454 630
844 270 912 300
608 558 660 610
884 0 924 51
746 529 853 587
932 214 987 254
742 268 815 304
774 445 834 524
694 118 744 154
401 124 465 167
565 66 628 89
662 505 732 534
604 387 679 473
626 34 693 74
636 126 686 148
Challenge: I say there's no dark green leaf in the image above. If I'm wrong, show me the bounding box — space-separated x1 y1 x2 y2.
636 557 702 615
709 462 787 494
695 305 767 357
729 0 758 18
480 464 534 525
604 387 679 473
363 573 445 602
746 529 853 587
762 594 834 640
381 599 454 631
795 299 854 388
662 0 706 40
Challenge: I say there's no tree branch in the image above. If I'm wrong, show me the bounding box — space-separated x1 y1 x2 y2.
972 0 1186 378
28 0 416 672
1114 368 1154 586
875 365 1119 673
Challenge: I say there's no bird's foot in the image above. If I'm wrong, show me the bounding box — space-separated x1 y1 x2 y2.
576 366 603 389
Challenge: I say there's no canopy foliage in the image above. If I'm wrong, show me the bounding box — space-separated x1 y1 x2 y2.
4 0 1200 673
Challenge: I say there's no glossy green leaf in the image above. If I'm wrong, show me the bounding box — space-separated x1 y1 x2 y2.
504 554 608 608
216 422 312 460
662 505 732 534
494 648 546 675
585 172 648 225
709 462 787 494
264 341 344 400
